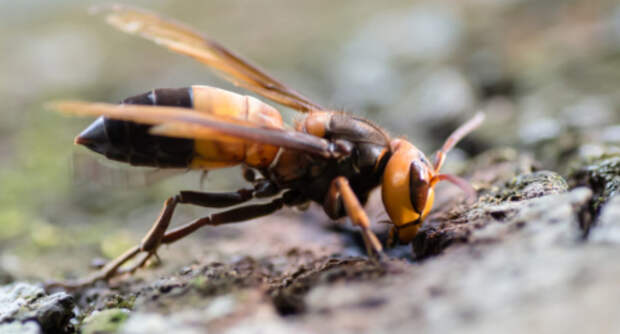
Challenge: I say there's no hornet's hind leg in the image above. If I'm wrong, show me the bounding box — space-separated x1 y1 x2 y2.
47 182 281 290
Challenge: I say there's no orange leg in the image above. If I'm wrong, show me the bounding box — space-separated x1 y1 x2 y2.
329 177 384 258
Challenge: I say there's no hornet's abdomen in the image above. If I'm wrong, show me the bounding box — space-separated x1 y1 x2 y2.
75 86 283 169
76 87 195 167
189 85 283 169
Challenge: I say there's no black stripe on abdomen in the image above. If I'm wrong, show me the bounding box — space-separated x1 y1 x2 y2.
122 87 194 107
103 87 196 168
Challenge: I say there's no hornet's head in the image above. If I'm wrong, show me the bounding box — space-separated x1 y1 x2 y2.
381 113 484 245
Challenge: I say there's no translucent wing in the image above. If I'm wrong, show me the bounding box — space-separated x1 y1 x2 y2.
48 100 344 159
94 4 324 113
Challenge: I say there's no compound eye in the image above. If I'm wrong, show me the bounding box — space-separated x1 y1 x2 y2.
409 160 430 214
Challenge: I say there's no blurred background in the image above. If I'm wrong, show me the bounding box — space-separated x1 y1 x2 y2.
1 0 619 282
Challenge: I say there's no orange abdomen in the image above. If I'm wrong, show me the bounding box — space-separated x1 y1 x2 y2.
189 85 283 169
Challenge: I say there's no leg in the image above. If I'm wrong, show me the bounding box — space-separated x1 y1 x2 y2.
139 188 255 255
120 197 285 276
328 177 384 258
139 183 280 262
48 188 263 289
160 197 283 244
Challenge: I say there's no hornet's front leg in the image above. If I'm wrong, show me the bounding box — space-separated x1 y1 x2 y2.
326 176 384 259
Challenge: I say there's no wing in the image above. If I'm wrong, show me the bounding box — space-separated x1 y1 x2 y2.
93 4 324 113
48 100 345 159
